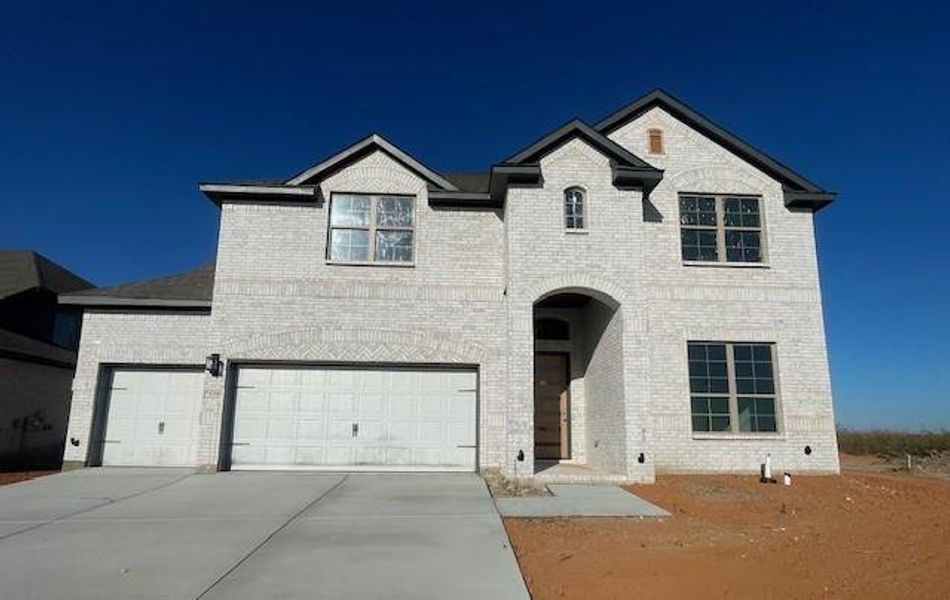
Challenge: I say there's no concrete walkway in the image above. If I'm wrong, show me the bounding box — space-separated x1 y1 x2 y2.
495 483 669 517
0 469 529 600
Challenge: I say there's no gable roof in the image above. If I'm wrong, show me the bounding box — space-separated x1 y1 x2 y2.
595 89 835 209
0 250 92 300
505 118 656 169
285 134 459 190
59 262 214 309
500 118 664 195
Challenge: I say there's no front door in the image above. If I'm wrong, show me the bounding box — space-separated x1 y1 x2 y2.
534 353 569 460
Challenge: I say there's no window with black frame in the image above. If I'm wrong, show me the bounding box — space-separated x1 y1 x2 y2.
688 341 778 433
564 187 585 230
679 194 763 263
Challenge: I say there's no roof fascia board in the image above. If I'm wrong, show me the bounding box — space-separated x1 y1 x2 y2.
200 184 316 196
489 164 543 205
0 349 75 369
285 134 458 191
427 191 500 208
58 295 212 309
612 164 664 193
200 184 318 206
783 189 836 210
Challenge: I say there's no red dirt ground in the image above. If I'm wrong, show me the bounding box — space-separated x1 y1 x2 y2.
0 470 56 486
505 457 950 599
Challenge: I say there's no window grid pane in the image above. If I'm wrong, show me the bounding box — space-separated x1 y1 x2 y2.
329 228 370 262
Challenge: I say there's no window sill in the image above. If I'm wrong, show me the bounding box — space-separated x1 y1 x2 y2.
683 261 770 269
326 260 415 268
564 229 589 235
691 432 784 441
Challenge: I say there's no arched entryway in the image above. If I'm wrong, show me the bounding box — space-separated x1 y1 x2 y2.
533 289 627 476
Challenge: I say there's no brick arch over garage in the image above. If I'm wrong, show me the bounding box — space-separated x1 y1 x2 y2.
220 326 487 364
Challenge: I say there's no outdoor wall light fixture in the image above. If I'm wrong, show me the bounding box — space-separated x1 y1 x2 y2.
205 353 223 377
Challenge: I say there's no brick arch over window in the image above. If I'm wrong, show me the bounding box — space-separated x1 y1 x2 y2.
667 165 775 196
220 327 486 364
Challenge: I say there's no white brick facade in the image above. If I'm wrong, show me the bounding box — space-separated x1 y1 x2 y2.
63 102 838 481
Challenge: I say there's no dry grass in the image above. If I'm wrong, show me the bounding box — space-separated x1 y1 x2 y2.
837 428 950 457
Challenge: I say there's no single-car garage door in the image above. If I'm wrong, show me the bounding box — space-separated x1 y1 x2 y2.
101 369 204 467
229 366 477 471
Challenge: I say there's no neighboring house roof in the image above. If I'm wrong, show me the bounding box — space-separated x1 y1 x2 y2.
0 250 93 300
595 89 836 209
0 327 76 367
59 262 214 309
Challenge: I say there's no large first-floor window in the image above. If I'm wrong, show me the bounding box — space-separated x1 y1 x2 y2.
688 341 779 433
328 193 415 263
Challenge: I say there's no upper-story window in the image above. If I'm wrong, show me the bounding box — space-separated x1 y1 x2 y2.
648 128 664 154
328 193 415 264
679 194 764 263
564 187 586 231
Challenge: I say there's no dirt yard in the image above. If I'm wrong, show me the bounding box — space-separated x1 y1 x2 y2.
0 471 56 486
505 457 950 599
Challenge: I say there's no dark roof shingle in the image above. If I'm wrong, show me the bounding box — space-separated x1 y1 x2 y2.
60 262 215 307
0 250 93 300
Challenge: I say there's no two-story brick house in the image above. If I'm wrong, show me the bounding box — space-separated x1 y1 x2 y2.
60 90 838 482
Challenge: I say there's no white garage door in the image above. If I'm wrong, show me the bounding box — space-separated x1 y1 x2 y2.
102 369 204 467
230 366 477 471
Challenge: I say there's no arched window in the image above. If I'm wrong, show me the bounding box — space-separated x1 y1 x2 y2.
535 317 570 340
564 187 585 230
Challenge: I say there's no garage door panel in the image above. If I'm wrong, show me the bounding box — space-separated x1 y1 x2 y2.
328 393 356 414
298 393 325 414
296 419 326 440
419 397 442 419
419 422 443 443
230 366 476 471
328 418 355 441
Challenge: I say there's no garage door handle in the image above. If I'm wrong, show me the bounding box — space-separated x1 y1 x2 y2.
352 423 359 437
456 445 476 449
231 442 251 446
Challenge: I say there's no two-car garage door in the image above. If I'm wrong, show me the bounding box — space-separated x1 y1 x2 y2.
98 366 477 471
228 366 477 471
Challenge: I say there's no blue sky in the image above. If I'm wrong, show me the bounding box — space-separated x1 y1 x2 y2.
2 2 947 429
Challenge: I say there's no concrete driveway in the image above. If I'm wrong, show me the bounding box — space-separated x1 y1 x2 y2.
0 469 529 600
